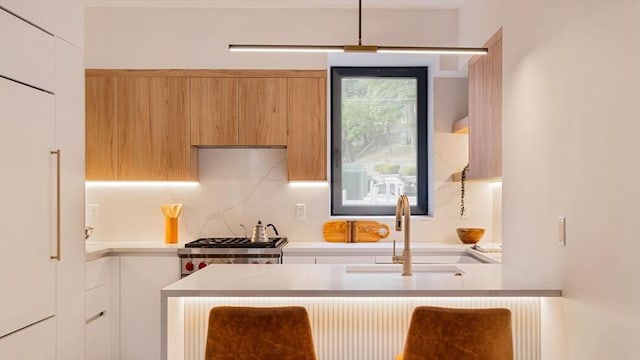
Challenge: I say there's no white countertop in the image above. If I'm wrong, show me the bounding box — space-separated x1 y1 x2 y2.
85 240 502 263
85 241 180 261
283 241 466 255
162 263 560 298
284 241 502 263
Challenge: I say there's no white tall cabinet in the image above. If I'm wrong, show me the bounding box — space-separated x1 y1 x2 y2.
55 37 86 360
0 57 57 341
0 3 85 359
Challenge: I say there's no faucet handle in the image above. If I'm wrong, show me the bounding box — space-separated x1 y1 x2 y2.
392 240 404 264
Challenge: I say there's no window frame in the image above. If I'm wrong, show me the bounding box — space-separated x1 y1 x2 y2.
330 66 430 216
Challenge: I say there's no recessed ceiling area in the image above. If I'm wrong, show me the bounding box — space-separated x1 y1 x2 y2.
83 0 463 9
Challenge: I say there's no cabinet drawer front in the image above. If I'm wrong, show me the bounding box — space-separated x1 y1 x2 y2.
0 9 54 92
85 284 108 320
86 314 110 360
85 257 109 290
282 256 316 264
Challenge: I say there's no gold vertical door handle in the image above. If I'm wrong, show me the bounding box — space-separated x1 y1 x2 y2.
51 149 61 260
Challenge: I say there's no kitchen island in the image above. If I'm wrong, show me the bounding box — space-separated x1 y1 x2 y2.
161 263 561 360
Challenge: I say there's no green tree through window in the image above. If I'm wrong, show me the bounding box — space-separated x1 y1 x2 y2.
342 78 417 162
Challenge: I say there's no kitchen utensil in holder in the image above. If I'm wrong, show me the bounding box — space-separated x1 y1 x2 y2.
161 203 183 244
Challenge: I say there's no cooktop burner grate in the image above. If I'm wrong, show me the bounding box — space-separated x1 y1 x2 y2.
185 237 287 249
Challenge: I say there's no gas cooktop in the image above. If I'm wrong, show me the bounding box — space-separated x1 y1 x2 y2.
184 237 287 249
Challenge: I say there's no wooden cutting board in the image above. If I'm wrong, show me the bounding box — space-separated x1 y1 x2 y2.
323 221 390 243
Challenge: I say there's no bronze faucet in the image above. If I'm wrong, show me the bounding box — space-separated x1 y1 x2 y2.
392 194 412 276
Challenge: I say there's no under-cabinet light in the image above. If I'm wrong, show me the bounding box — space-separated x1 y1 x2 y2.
288 181 329 188
85 181 199 188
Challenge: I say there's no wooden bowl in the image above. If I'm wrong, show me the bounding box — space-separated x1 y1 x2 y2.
456 228 485 244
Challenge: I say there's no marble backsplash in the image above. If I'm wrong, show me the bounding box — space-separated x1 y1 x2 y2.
85 140 497 245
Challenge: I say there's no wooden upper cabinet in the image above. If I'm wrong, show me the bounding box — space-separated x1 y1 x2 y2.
238 78 287 146
190 78 238 146
86 69 326 181
86 76 118 180
86 71 197 181
287 77 327 181
118 77 196 180
468 28 502 180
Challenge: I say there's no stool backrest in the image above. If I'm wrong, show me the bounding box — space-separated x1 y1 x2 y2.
403 306 513 360
205 306 317 360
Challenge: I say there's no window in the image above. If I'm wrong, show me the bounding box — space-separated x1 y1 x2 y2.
331 67 429 216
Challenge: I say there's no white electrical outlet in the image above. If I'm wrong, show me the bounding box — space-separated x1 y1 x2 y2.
558 216 566 246
296 203 306 221
89 204 99 220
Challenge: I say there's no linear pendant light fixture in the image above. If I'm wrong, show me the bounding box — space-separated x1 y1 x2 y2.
229 0 488 55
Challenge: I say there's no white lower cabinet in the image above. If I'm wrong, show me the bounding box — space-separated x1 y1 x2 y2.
85 283 108 358
85 257 118 360
120 256 180 360
282 255 316 264
85 255 179 360
86 311 109 360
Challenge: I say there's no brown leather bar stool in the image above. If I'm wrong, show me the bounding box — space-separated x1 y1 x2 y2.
396 306 513 360
205 306 317 360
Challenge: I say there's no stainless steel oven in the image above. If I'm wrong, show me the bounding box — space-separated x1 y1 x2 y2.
177 237 287 277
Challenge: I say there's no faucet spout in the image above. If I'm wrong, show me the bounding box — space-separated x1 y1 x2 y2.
395 194 412 276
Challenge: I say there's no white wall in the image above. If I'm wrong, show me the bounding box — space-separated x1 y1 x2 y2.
460 1 640 358
85 7 460 69
84 6 496 244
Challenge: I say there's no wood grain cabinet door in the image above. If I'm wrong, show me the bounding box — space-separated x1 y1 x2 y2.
238 78 288 146
287 77 327 181
85 76 118 180
468 28 502 180
117 77 151 179
190 77 238 146
118 77 195 180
